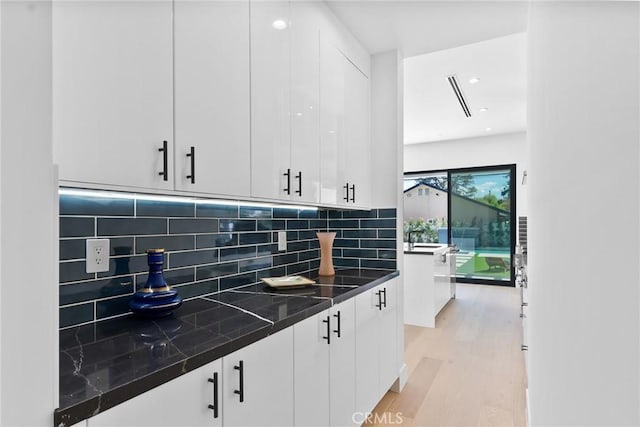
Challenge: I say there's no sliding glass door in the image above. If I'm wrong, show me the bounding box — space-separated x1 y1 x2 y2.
403 164 516 286
449 165 515 285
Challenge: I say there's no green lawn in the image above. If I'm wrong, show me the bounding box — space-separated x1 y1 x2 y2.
456 253 511 281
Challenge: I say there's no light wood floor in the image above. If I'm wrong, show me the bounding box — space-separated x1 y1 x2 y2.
367 283 527 427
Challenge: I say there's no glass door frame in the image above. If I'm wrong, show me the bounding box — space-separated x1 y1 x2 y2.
404 163 517 287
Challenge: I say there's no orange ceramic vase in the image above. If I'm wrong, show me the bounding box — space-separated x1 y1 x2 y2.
316 232 336 276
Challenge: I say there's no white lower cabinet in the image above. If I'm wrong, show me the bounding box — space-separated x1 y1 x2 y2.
89 359 222 427
293 299 357 427
87 328 293 427
222 328 294 427
328 300 357 427
86 283 398 427
355 279 398 415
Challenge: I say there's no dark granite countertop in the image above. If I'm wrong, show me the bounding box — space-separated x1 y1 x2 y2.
55 268 399 427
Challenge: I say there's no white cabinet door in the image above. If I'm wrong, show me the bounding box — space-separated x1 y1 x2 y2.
354 280 398 416
329 299 357 427
53 0 173 191
378 279 398 392
174 0 250 197
89 359 222 427
344 61 371 209
222 328 294 427
250 0 291 201
354 286 382 415
319 39 346 206
294 311 330 427
290 1 320 204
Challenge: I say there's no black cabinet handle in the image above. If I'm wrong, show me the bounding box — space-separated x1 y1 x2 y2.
283 169 291 195
322 315 330 344
381 288 387 308
333 310 341 338
350 184 355 203
234 361 244 402
521 345 528 351
521 302 528 307
343 183 350 202
207 372 219 418
375 290 382 311
186 146 195 184
295 171 302 196
158 140 168 181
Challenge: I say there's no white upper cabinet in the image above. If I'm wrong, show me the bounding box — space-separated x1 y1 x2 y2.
289 1 321 204
250 0 292 201
174 0 250 196
344 60 372 209
250 0 321 204
319 41 371 209
319 38 346 206
53 0 174 191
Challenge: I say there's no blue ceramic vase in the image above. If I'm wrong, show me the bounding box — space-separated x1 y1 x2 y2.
129 249 182 317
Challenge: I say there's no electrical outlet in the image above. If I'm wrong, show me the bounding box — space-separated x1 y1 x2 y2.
86 238 110 273
277 231 287 252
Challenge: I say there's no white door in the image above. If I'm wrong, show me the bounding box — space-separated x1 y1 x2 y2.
250 1 292 201
174 0 250 197
222 328 294 427
290 1 320 204
294 311 330 426
319 38 345 206
329 299 357 427
354 286 382 414
53 0 173 191
89 359 222 427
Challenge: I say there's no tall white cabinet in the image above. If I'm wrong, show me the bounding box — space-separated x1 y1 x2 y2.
250 1 320 204
174 0 251 196
53 0 174 191
319 39 371 209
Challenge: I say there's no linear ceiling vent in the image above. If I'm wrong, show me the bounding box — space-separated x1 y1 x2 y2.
447 75 472 118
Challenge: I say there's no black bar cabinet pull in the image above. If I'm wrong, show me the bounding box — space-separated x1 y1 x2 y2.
350 184 356 203
186 146 195 184
375 290 382 310
295 171 302 196
234 361 244 402
283 169 291 195
322 315 331 344
521 345 529 351
381 288 387 308
343 183 350 201
207 372 219 418
333 310 341 338
158 140 168 181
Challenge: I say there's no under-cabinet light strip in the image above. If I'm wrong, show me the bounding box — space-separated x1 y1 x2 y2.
58 188 318 211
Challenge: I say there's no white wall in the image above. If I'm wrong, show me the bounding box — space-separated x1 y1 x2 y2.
0 0 57 425
403 131 528 217
527 2 639 425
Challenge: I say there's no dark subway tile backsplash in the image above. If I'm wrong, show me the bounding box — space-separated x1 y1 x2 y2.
58 190 396 328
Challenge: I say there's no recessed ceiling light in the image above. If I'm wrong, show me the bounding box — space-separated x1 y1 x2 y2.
479 107 489 112
469 77 480 84
485 127 492 131
272 19 288 30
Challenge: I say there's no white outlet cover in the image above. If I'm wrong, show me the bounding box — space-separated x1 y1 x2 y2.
277 231 287 252
86 238 110 273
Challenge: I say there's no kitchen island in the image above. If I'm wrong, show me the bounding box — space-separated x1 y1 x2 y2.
55 268 399 427
404 244 456 328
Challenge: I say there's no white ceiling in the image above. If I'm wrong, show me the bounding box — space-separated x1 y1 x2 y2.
325 1 528 144
404 33 527 144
